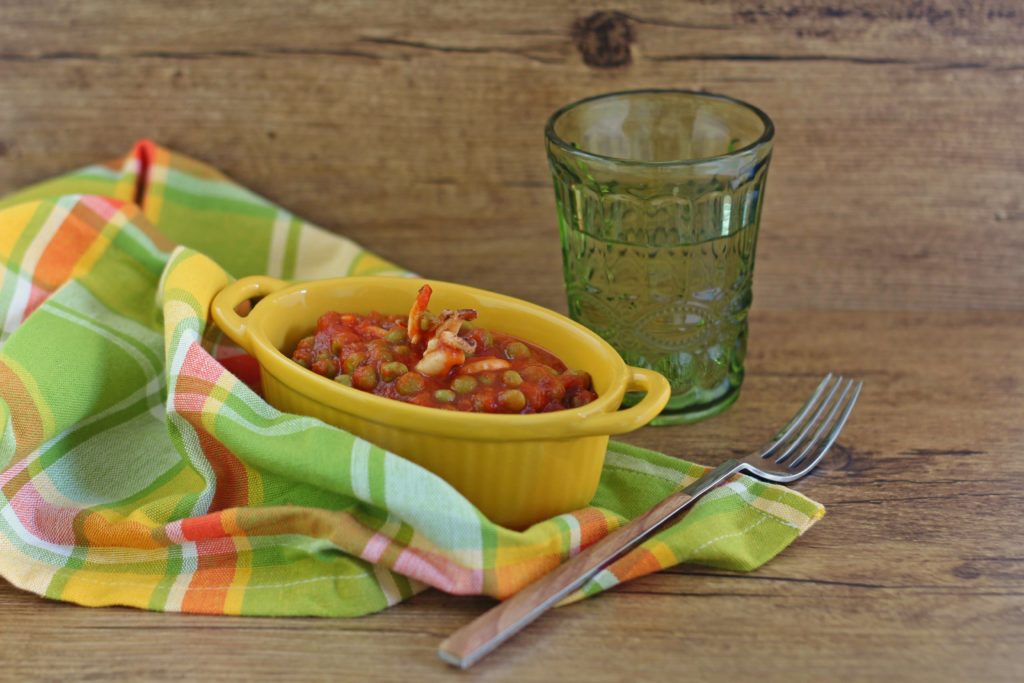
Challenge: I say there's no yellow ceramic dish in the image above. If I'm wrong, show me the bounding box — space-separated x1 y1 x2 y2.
211 276 670 529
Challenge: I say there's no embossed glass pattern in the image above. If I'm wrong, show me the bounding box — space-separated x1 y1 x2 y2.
545 90 774 424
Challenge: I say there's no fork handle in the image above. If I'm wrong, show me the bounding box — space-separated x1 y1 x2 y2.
438 459 744 669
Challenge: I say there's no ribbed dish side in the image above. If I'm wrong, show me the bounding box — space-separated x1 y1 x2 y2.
261 371 607 529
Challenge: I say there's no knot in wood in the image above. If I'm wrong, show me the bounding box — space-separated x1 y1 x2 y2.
573 11 634 68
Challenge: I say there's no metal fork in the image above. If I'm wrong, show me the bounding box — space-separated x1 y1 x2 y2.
439 374 863 669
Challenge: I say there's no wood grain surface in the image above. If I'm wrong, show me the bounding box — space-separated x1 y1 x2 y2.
1 1 1022 682
2 0 1023 312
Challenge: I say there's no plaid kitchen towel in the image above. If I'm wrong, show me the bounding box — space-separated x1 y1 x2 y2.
0 141 824 616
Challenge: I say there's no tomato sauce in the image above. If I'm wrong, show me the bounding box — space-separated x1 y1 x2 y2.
290 287 597 414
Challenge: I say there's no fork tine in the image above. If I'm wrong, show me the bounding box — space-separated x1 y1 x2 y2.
787 380 863 471
758 373 834 459
784 379 853 467
771 376 845 463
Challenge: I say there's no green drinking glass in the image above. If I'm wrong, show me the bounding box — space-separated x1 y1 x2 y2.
545 90 774 425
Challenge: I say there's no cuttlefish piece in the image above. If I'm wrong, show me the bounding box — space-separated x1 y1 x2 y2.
458 358 510 374
414 308 478 377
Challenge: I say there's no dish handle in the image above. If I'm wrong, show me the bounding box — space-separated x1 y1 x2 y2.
210 276 289 355
571 367 671 437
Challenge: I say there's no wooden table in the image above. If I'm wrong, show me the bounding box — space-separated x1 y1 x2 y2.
1 2 1021 681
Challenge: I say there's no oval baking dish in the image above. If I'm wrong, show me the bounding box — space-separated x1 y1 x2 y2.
211 276 670 529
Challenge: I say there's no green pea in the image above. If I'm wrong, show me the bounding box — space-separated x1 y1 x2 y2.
395 372 425 396
334 374 353 386
317 358 338 377
451 376 478 394
342 352 366 374
504 341 531 360
353 365 378 391
433 389 456 403
570 392 593 408
563 369 592 387
497 389 526 412
392 344 411 357
385 327 408 344
380 361 409 382
502 370 523 387
419 311 437 331
478 372 496 386
367 339 392 359
521 365 547 382
480 331 495 348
